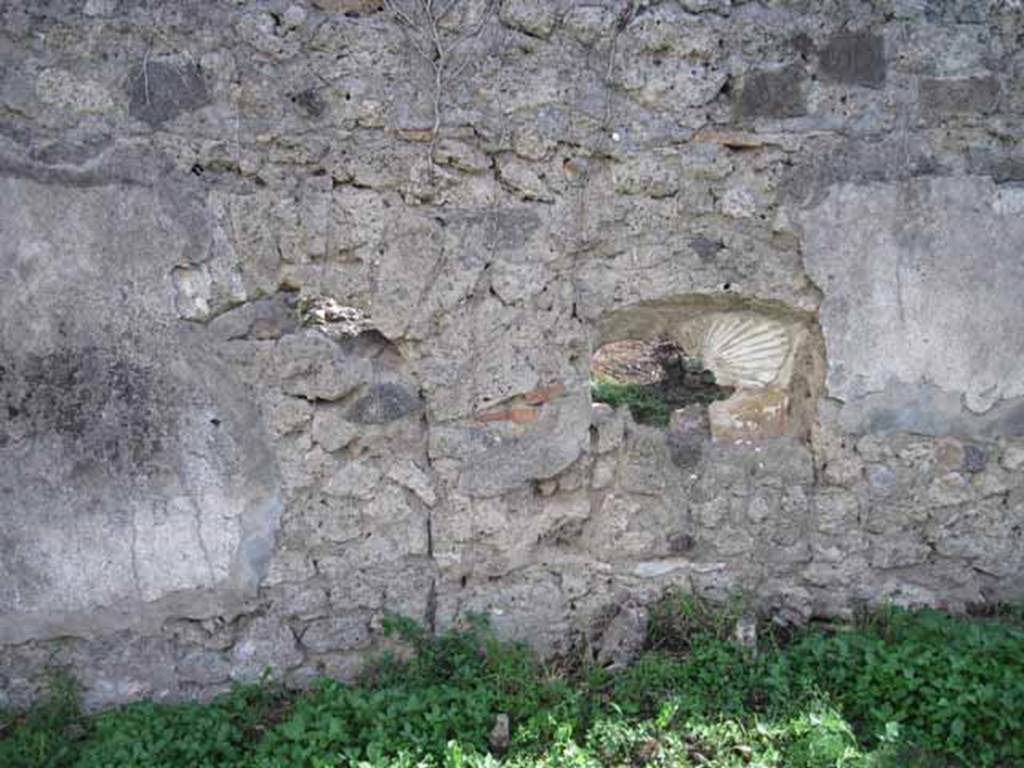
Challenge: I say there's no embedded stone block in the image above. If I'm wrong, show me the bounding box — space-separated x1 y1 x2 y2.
819 32 885 88
920 75 1001 117
736 65 806 119
128 60 210 127
348 382 421 424
667 405 708 467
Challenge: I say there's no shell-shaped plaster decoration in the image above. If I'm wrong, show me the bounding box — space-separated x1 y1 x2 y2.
697 314 791 388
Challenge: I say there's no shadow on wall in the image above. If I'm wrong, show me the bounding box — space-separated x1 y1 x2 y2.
591 293 826 444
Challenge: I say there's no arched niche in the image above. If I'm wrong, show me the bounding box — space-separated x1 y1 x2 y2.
591 294 825 442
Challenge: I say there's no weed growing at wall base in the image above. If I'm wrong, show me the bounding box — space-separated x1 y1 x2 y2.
2 602 1022 767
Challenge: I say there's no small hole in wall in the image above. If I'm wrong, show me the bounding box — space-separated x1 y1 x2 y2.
590 338 733 427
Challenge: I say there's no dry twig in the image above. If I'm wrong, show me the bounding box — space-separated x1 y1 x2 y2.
383 0 495 165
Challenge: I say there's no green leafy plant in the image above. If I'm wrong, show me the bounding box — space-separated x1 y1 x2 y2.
590 377 672 426
647 589 754 653
3 603 1022 767
74 683 291 768
0 668 85 768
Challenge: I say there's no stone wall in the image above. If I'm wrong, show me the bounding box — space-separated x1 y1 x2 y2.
1 0 1023 709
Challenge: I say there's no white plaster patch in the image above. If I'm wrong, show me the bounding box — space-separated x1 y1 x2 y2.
798 177 1024 412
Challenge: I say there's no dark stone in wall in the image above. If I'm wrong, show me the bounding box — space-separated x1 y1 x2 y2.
790 33 816 59
128 60 210 127
689 237 724 262
666 404 708 469
291 88 325 118
668 532 695 554
965 146 1024 183
735 65 806 119
963 444 988 473
348 382 421 424
819 32 886 88
920 75 1001 117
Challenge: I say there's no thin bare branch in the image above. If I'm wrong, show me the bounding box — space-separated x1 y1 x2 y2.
382 0 495 168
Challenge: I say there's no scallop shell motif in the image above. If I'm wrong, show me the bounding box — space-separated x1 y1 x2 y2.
698 314 791 388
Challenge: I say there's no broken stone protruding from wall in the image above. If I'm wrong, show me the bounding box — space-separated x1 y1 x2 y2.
595 603 649 671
